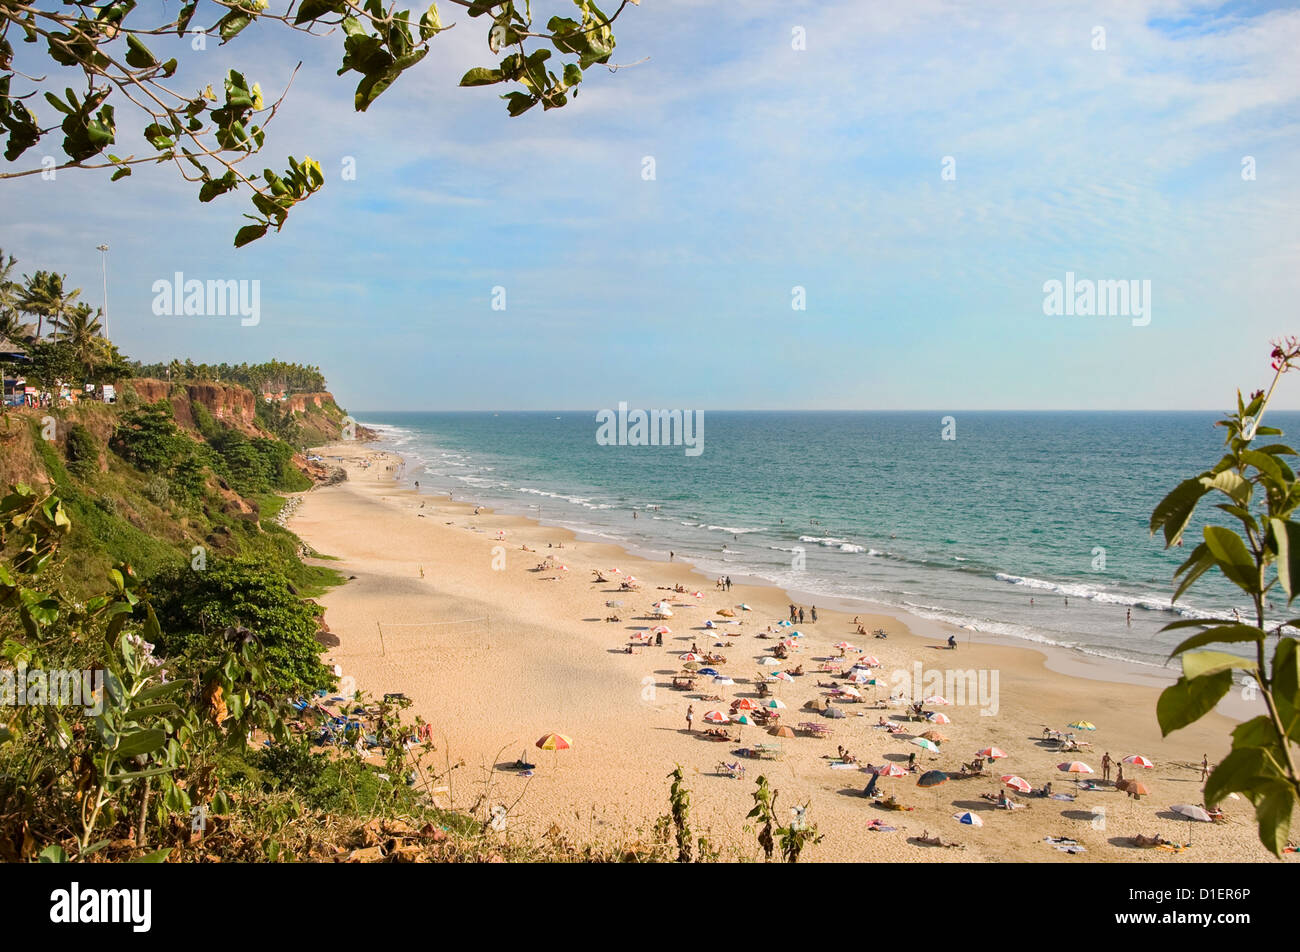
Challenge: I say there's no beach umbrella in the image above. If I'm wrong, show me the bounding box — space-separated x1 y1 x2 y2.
536 732 572 751
774 671 795 683
824 706 846 719
778 620 793 627
850 671 873 684
682 662 701 672
924 695 950 706
651 600 671 610
698 668 719 679
788 631 804 639
712 675 735 686
626 575 638 583
733 698 761 711
772 725 795 738
653 608 674 619
1068 721 1097 731
833 640 851 648
921 730 947 743
952 811 983 827
535 732 573 769
679 652 703 662
871 763 908 778
693 592 704 599
1122 755 1154 769
912 737 940 752
839 685 862 698
765 698 787 710
703 711 729 724
918 770 949 788
977 747 1007 760
759 657 781 666
1171 803 1212 844
1002 775 1032 794
652 625 671 635
1057 762 1093 785
926 712 951 724
1125 781 1150 798
738 604 752 611
859 656 881 668
717 609 735 617
733 712 759 726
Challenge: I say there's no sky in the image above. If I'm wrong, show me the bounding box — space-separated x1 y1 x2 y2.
2 0 1299 412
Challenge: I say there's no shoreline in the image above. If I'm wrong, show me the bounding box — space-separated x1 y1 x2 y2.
287 441 1293 862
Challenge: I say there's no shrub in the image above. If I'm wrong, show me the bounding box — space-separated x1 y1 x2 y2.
63 423 100 480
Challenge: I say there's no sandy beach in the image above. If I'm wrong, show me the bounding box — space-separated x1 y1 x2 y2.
288 442 1297 863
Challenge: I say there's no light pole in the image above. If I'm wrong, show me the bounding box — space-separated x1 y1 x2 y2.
95 244 109 339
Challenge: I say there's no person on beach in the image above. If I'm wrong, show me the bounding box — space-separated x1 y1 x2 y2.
947 634 957 650
1201 755 1209 781
789 604 797 622
1126 608 1131 626
1101 752 1112 781
810 605 818 623
670 551 674 561
726 576 732 590
686 705 695 733
798 607 805 624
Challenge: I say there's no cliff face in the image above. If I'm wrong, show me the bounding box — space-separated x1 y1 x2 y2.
130 379 258 434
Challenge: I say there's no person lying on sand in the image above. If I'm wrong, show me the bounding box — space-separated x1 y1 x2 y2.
1131 833 1173 848
913 830 961 848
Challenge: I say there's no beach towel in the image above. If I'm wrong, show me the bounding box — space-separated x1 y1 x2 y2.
868 825 898 832
1055 845 1087 854
1049 793 1076 801
829 762 858 769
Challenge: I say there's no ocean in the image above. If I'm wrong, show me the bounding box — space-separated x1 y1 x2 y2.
353 410 1299 670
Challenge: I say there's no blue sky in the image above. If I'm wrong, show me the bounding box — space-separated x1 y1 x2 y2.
2 0 1298 411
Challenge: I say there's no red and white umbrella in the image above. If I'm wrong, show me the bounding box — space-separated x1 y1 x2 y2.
732 698 761 711
858 656 881 668
703 711 729 724
651 625 671 635
1058 761 1093 776
1001 775 1032 793
773 671 795 683
923 695 950 705
692 591 704 599
679 652 703 662
926 712 951 724
1122 754 1154 769
977 747 1007 760
870 763 908 777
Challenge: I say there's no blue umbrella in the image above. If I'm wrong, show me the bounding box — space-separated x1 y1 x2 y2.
698 667 719 677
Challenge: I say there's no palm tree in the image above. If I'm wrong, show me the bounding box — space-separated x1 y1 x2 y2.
18 270 82 341
57 303 105 377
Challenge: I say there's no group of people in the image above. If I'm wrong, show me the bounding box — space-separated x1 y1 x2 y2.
788 604 817 623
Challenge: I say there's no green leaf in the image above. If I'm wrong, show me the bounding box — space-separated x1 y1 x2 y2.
114 728 167 758
460 67 504 87
1270 517 1300 603
129 848 172 863
1150 477 1208 547
1246 782 1294 857
1168 624 1265 659
234 223 268 248
125 35 158 69
38 844 68 863
1156 670 1232 736
1203 745 1269 805
1203 525 1259 592
419 3 444 39
1181 650 1255 680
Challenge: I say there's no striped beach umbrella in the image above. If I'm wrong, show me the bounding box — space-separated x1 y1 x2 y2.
1122 754 1154 768
977 747 1007 760
1058 761 1093 780
912 737 941 752
765 698 787 710
733 713 759 726
759 657 781 666
1068 721 1096 731
703 711 729 724
712 675 735 686
926 712 951 724
924 695 950 705
732 698 761 711
1001 775 1032 794
536 732 572 751
859 656 881 668
871 763 908 778
953 811 983 827
773 671 795 683
679 652 703 662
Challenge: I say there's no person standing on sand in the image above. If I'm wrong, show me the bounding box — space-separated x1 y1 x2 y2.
686 705 695 733
1101 751 1112 782
1201 754 1209 781
798 607 805 624
811 606 818 623
726 576 732 591
670 551 674 561
1126 608 1131 626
